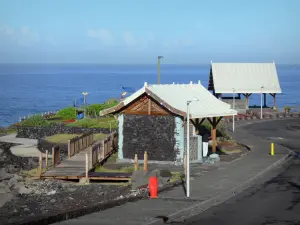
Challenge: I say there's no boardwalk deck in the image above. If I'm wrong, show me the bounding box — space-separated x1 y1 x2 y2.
42 131 122 180
43 150 89 177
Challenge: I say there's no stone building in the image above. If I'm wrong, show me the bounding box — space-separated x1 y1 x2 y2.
100 81 237 163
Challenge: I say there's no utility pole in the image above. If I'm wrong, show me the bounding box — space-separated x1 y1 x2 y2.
157 56 164 84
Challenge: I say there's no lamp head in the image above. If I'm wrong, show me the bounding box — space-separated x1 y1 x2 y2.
187 97 199 104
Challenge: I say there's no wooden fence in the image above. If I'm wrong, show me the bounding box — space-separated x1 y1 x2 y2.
87 131 118 169
68 132 94 158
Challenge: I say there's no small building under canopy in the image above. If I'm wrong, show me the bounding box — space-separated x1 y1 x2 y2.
208 62 282 112
100 81 237 163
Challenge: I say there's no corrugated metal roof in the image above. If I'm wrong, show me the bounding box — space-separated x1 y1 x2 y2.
210 62 282 94
101 82 237 118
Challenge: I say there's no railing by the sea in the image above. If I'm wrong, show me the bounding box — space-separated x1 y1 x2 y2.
19 111 59 122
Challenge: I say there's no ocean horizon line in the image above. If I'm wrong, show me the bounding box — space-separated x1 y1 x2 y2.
0 62 298 66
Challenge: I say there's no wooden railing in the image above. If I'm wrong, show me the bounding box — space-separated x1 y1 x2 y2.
87 132 118 170
52 145 60 167
68 132 93 158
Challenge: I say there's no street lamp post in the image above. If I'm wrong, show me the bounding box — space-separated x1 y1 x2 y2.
260 86 264 119
157 56 164 84
186 97 199 198
82 92 88 119
232 88 235 132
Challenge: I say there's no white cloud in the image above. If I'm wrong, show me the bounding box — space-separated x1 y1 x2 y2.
87 29 114 46
163 38 195 49
0 25 40 47
0 26 14 36
123 32 137 47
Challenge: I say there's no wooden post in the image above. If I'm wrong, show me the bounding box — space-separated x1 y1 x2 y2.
270 93 276 108
85 152 89 180
134 154 138 171
110 122 112 133
39 152 43 178
68 140 71 158
52 147 55 168
143 151 148 172
212 117 217 153
45 150 48 170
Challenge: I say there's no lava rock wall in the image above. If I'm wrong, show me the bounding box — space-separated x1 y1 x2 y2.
17 126 115 139
122 114 178 161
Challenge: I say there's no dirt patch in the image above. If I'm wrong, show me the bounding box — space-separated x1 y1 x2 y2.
216 141 250 163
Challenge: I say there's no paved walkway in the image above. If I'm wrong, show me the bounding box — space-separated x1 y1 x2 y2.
54 120 292 225
0 134 50 158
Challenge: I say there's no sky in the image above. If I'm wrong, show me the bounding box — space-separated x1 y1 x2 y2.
0 0 299 64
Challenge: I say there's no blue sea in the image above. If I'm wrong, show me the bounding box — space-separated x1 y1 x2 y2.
0 64 299 127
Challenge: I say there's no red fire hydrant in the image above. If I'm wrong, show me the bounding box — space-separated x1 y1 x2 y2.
148 176 158 199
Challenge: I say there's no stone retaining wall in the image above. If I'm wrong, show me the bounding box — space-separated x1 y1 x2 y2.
225 112 300 122
16 125 116 139
122 114 178 161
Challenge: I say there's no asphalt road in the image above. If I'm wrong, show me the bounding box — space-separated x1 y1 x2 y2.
183 119 300 225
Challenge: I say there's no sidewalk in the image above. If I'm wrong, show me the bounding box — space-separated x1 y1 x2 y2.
54 121 291 225
0 134 49 158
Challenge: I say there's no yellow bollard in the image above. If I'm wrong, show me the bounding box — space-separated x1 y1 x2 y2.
271 143 275 156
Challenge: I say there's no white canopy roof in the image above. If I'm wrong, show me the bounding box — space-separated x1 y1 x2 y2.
101 81 237 118
209 62 282 94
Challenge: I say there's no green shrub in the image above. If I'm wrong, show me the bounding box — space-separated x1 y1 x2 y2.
86 100 119 117
284 106 291 113
86 104 103 116
104 98 119 105
56 106 76 120
20 115 50 127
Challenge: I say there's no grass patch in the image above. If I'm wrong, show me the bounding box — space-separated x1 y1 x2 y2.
67 118 118 128
170 172 182 183
94 165 138 173
21 167 48 177
45 133 107 144
45 134 79 144
106 153 118 163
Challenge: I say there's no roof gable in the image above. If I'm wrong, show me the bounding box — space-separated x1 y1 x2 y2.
100 82 237 118
209 62 282 94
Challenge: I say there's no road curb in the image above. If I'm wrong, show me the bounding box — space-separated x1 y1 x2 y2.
144 152 292 225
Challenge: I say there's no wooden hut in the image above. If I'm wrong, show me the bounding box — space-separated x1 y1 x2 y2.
100 81 237 162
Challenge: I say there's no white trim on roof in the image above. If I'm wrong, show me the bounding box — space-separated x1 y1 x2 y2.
210 62 282 94
105 82 237 118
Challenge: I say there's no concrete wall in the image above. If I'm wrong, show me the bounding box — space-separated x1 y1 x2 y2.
121 114 178 161
222 99 247 114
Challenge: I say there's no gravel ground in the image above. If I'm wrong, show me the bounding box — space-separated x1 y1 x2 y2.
0 142 134 225
0 134 249 225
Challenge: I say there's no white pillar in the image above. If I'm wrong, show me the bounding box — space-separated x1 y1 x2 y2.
186 102 190 198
